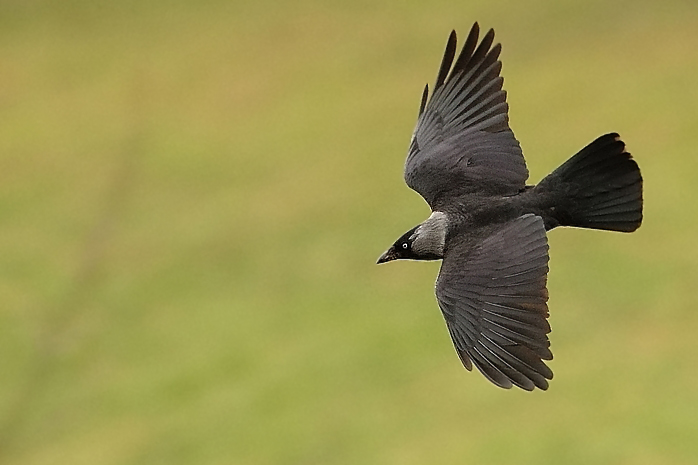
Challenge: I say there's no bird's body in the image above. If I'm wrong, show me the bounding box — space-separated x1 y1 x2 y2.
377 23 643 391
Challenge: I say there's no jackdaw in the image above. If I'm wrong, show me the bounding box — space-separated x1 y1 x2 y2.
377 23 643 391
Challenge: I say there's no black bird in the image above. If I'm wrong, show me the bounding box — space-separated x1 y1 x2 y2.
377 23 643 391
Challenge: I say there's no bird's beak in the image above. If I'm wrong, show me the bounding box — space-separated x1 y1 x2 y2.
377 246 398 264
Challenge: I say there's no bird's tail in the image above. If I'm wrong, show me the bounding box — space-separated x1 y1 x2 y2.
536 133 643 232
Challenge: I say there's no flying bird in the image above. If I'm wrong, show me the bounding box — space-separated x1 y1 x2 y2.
377 23 643 391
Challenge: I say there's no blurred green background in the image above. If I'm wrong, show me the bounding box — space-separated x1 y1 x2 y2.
2 0 697 463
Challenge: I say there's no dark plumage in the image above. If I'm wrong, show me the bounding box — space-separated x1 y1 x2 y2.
377 23 643 391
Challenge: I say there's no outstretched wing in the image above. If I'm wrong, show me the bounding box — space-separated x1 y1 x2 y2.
405 23 529 209
435 214 553 391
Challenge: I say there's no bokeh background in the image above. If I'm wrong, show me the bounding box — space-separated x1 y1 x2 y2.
2 0 698 463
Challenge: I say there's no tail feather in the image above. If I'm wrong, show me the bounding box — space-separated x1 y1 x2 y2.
538 133 643 232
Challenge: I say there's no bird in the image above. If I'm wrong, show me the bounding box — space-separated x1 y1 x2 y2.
376 23 643 391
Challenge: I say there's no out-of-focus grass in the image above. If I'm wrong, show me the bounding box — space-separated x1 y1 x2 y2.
1 0 697 464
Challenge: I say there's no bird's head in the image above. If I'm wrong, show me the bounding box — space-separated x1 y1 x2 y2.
377 212 448 264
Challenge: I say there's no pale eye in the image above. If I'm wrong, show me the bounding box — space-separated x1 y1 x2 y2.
402 242 408 249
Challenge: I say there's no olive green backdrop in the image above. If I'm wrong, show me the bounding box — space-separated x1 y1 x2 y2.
1 0 697 463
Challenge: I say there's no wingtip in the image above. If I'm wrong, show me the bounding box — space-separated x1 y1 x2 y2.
435 30 459 90
419 83 429 116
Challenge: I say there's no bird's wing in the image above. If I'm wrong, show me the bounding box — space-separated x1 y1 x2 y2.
405 23 529 209
435 214 553 391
